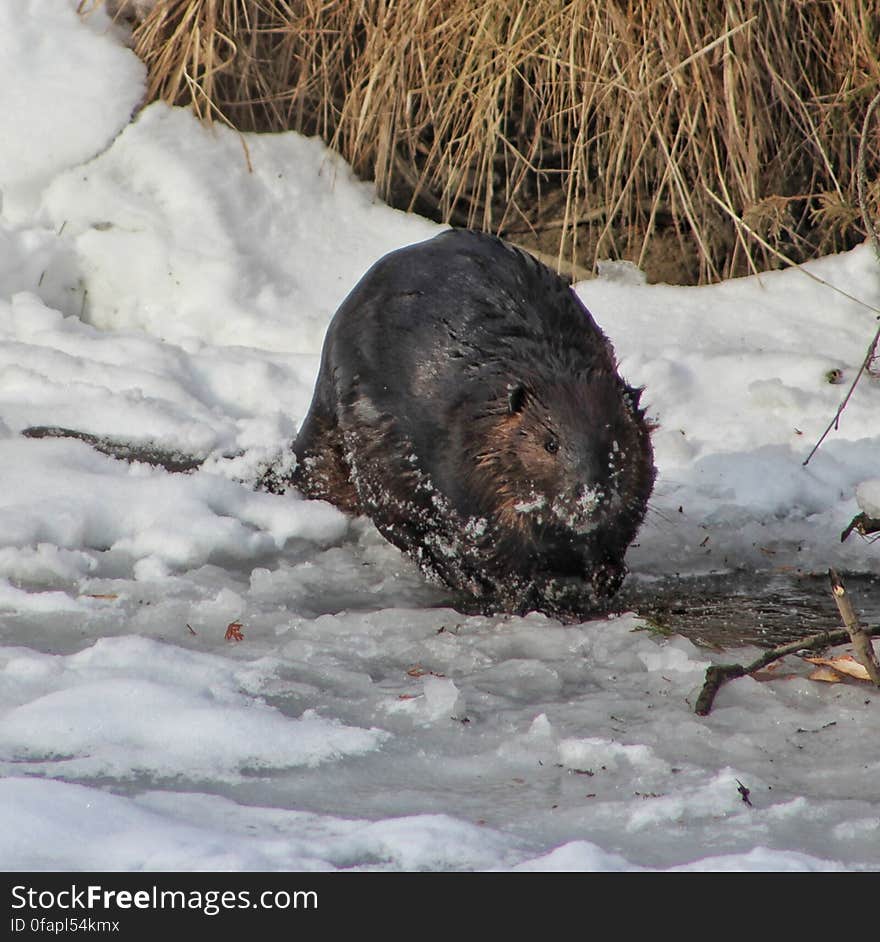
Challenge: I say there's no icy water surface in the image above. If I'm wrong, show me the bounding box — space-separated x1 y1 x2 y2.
618 571 880 649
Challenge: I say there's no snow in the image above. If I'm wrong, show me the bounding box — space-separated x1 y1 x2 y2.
856 479 880 518
0 0 144 221
0 1 878 872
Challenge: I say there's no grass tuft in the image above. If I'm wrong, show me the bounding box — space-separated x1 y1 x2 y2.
95 0 880 283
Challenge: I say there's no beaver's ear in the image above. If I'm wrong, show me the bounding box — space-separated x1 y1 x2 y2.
508 383 528 414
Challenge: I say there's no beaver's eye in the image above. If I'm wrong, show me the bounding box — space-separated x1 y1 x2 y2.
544 437 559 454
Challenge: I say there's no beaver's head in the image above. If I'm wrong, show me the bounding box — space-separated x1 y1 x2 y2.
465 369 655 600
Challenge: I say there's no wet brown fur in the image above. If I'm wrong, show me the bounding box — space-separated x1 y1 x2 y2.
465 374 648 537
470 402 565 535
290 414 360 514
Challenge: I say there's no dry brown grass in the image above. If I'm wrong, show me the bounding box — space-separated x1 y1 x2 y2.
97 0 880 283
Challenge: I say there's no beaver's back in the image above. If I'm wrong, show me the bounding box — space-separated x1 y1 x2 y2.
322 229 616 439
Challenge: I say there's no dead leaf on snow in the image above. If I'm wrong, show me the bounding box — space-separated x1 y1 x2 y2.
805 654 871 682
807 665 845 683
406 665 445 678
225 622 245 642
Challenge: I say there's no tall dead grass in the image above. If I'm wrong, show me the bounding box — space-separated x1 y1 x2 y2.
102 0 880 283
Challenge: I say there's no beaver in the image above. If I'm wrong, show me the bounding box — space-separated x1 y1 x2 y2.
287 229 655 617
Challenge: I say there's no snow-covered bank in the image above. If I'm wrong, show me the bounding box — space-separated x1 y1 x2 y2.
0 2 878 872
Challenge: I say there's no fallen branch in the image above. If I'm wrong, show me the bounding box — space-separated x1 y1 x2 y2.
694 622 880 716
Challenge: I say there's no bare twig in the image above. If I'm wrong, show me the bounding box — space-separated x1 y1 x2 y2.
803 90 880 466
706 174 880 469
829 568 880 685
802 323 880 466
704 188 880 315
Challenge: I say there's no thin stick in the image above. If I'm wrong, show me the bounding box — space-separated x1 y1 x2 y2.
694 623 880 716
802 90 880 465
802 323 880 466
704 188 880 316
829 568 880 686
706 181 880 468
